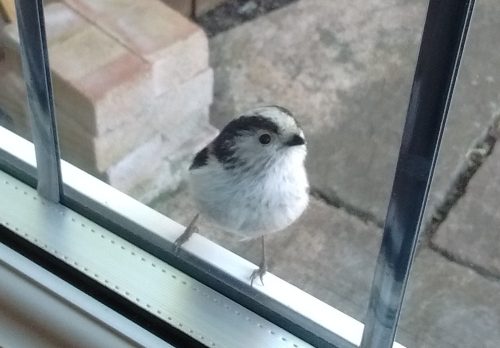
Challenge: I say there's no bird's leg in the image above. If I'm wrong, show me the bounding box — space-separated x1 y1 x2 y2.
250 236 268 286
174 213 200 254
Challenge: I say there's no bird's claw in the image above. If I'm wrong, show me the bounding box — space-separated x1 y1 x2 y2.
250 264 267 287
173 225 198 255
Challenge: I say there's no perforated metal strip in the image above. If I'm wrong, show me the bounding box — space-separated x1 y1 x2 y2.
0 170 312 348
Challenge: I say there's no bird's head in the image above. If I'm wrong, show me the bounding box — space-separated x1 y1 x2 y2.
213 106 306 171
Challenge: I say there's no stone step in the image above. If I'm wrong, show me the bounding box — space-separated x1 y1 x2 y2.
1 66 213 173
2 2 153 136
2 0 211 136
106 113 219 203
0 0 215 199
63 0 209 98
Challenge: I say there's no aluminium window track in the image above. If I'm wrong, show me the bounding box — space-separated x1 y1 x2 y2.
0 170 312 348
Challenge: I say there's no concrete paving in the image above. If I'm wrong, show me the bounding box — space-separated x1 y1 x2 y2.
207 0 499 225
433 144 500 278
208 0 427 223
151 0 500 346
397 249 500 348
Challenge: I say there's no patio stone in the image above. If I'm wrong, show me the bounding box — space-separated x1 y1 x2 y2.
397 249 500 348
207 0 498 225
432 144 500 277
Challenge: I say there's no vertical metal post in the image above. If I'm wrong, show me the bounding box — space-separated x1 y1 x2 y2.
15 0 62 202
360 0 475 347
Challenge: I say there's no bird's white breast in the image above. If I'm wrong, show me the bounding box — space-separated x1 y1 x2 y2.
190 150 309 239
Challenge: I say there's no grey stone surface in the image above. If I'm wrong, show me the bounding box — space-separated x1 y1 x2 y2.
207 0 498 224
432 145 500 277
208 0 423 223
397 249 500 348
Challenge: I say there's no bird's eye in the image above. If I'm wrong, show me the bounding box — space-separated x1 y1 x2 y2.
259 134 271 145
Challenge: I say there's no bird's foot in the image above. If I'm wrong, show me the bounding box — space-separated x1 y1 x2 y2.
174 214 200 254
250 262 268 287
174 222 199 254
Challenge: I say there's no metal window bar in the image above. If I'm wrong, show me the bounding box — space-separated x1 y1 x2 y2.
361 1 476 347
15 0 62 202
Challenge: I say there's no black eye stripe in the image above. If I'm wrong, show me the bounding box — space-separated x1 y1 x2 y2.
259 134 271 145
220 116 279 137
213 115 279 164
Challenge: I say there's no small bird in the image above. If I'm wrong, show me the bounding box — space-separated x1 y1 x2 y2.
174 105 309 285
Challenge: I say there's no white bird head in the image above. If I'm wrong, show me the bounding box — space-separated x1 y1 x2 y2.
212 105 306 172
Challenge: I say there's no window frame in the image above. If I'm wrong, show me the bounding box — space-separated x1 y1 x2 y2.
0 0 476 347
0 241 175 348
0 151 324 347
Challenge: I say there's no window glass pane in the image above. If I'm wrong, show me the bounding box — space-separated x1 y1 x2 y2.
2 0 448 340
152 0 428 323
396 0 500 346
41 0 218 202
0 8 36 179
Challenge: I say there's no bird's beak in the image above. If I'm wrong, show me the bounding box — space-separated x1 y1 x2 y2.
285 134 305 146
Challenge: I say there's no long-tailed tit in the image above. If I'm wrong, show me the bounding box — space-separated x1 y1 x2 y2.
175 105 309 285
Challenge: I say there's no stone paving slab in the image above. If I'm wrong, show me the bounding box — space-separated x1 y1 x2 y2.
398 249 500 348
207 0 497 224
432 144 500 277
152 189 500 347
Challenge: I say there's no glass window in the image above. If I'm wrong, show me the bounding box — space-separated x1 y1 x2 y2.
396 0 500 346
0 7 36 184
2 0 492 347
